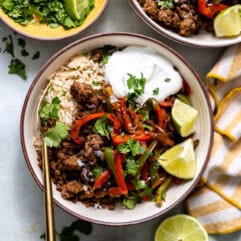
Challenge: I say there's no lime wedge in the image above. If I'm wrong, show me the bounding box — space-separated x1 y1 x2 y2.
214 4 241 37
158 138 195 179
155 214 208 241
171 98 198 137
64 0 89 20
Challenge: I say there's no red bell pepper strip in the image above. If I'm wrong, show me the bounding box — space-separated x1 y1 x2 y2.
114 152 128 194
152 99 166 129
93 169 111 190
108 187 127 196
198 0 228 19
71 113 104 144
120 96 134 132
111 133 152 145
71 112 121 144
159 97 174 108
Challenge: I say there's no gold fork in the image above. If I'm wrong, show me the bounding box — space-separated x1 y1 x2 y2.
37 82 56 241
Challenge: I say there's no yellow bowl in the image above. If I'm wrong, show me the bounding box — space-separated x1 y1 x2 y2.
0 0 109 40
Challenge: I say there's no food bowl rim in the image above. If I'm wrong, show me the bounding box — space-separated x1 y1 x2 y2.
128 0 241 48
20 32 214 226
0 0 110 41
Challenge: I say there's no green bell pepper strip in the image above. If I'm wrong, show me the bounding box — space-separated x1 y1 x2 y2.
136 140 157 169
156 177 172 207
104 147 116 176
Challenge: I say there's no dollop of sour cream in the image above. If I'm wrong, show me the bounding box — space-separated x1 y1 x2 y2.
105 45 183 105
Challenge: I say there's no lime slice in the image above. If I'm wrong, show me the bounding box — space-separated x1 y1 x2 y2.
64 0 89 20
171 98 198 137
158 138 195 179
214 4 241 37
155 214 208 241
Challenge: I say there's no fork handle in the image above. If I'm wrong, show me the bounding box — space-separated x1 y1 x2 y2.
43 141 56 241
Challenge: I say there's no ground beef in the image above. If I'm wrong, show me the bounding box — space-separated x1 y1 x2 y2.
62 156 81 171
139 0 202 36
90 49 104 62
157 7 180 29
70 82 107 113
143 0 159 20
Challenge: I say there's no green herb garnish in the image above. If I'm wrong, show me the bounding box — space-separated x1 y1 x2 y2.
44 121 70 147
40 219 92 241
158 0 174 9
125 156 139 176
32 51 40 60
127 73 146 102
0 0 95 29
152 87 159 95
117 138 145 156
39 97 61 122
122 192 140 210
100 45 116 64
93 167 104 179
93 115 111 139
164 77 171 82
8 58 27 80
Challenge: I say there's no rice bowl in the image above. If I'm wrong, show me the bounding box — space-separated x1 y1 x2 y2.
20 33 213 225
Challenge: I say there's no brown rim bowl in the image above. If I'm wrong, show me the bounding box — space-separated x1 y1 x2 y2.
20 32 214 225
128 0 241 48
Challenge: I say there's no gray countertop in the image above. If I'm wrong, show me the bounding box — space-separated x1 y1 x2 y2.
1 0 241 240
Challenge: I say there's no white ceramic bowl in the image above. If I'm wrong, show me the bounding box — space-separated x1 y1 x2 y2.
129 0 241 48
20 33 213 225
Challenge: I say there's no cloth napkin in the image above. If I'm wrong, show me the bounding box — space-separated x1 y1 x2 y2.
186 44 241 234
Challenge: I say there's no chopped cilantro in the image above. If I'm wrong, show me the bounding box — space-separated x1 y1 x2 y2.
2 35 14 57
21 49 29 57
93 115 111 139
122 192 140 210
39 97 61 122
18 38 26 48
40 219 92 241
125 156 138 176
117 138 145 156
164 77 171 82
157 0 174 9
32 51 40 60
152 87 159 95
44 121 70 147
93 167 103 179
0 0 95 29
100 45 116 64
8 58 27 80
127 73 146 102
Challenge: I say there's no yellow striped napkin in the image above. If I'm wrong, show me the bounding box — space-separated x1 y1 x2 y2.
186 44 241 234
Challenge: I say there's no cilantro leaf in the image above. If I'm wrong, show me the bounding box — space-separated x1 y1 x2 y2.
39 97 60 122
152 87 159 96
158 0 174 9
93 115 111 139
122 192 140 210
8 58 27 80
32 51 40 60
125 156 138 176
127 73 146 102
92 167 103 179
117 138 145 156
44 121 70 147
40 219 92 241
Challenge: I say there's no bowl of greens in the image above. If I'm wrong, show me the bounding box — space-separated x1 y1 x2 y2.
20 32 213 225
0 0 109 40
